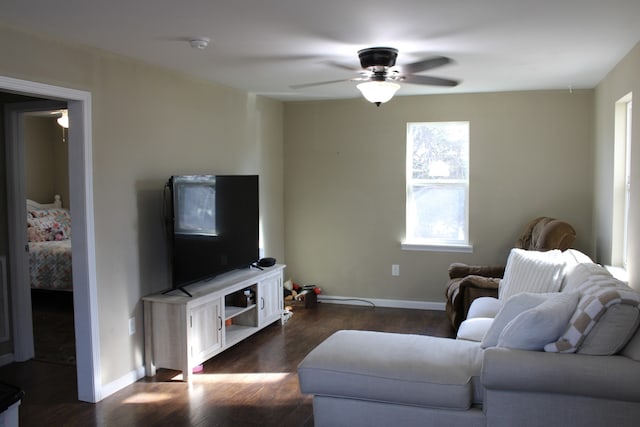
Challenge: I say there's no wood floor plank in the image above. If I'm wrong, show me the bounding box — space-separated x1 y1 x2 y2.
0 302 454 426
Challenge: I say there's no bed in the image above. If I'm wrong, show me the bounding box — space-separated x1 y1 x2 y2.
26 195 73 291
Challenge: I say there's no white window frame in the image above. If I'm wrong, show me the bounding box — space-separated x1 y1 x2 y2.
612 93 632 270
402 121 472 253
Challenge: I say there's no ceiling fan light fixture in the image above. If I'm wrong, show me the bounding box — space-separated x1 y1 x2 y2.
57 110 69 128
357 81 400 106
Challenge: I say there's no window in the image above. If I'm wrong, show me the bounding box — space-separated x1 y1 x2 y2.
403 121 470 251
612 94 632 269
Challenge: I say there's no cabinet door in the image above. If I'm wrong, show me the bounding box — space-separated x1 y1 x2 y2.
259 274 283 326
189 299 222 363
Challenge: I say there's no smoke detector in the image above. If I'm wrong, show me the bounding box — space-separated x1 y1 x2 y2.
189 37 210 50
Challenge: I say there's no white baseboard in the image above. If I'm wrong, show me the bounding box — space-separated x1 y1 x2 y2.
100 365 146 400
0 353 145 402
317 295 445 311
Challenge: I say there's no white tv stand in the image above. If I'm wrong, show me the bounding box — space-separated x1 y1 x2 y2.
143 264 285 382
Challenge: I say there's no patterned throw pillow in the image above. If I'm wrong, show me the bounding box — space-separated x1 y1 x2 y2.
545 276 640 353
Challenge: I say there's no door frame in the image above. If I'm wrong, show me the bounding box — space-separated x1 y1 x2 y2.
2 75 101 403
5 99 67 360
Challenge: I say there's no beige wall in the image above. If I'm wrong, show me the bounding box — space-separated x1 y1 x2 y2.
0 26 284 386
24 116 70 207
594 42 640 290
284 91 594 303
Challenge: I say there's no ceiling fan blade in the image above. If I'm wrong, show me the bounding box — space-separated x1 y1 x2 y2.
325 60 360 72
401 74 460 87
399 56 452 74
290 78 354 89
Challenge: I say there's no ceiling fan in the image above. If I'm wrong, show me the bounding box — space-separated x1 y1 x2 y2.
291 47 460 106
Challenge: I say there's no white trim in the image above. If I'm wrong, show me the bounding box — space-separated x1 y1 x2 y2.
318 295 445 311
405 121 471 247
605 265 629 283
5 99 66 360
1 76 101 403
401 242 473 253
100 365 146 400
4 104 33 359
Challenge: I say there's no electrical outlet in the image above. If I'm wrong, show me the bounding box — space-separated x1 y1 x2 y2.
392 264 400 276
128 317 136 335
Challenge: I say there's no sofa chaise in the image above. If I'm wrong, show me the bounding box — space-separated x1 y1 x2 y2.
298 249 640 427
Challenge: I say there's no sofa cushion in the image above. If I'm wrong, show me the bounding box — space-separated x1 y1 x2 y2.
496 291 580 351
298 330 484 410
499 248 565 301
561 262 612 293
545 276 640 353
466 296 502 319
621 323 640 361
481 292 549 348
457 317 494 342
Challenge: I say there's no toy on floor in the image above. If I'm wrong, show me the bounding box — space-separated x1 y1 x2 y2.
284 279 320 309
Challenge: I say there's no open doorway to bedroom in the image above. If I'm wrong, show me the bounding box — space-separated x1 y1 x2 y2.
1 76 100 403
23 108 76 365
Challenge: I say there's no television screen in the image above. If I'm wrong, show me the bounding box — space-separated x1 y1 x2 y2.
173 176 217 236
167 175 259 291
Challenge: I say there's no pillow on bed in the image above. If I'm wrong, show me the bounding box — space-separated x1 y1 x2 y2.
28 207 68 219
27 222 48 242
27 212 71 241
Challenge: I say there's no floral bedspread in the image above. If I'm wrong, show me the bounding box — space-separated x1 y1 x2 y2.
29 240 73 290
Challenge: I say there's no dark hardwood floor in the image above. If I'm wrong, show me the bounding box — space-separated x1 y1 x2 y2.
0 302 454 427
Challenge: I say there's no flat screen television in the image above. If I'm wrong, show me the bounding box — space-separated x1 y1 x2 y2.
165 174 259 295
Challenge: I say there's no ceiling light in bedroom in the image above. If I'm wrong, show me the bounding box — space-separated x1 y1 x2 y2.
57 110 69 128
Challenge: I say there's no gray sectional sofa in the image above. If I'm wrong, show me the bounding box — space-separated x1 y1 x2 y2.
298 249 640 427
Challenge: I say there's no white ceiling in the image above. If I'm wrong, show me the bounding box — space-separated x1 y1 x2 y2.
2 0 640 101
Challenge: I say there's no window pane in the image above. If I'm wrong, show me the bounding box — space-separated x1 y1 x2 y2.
409 122 468 181
406 121 469 245
408 184 467 241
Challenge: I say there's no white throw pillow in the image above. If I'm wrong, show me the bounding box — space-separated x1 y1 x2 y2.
499 248 566 301
497 291 580 351
480 292 549 349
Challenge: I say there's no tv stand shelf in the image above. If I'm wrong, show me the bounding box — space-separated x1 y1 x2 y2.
225 304 256 320
143 264 285 382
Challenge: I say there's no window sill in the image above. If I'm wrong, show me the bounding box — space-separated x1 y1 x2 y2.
605 265 629 283
401 242 473 253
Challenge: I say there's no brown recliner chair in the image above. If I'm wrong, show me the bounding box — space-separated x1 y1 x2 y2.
444 217 576 330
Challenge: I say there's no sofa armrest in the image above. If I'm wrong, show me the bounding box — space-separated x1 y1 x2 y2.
448 263 505 280
445 276 501 330
482 347 640 402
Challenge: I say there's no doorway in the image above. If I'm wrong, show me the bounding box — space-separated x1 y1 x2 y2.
1 76 101 403
23 107 76 365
